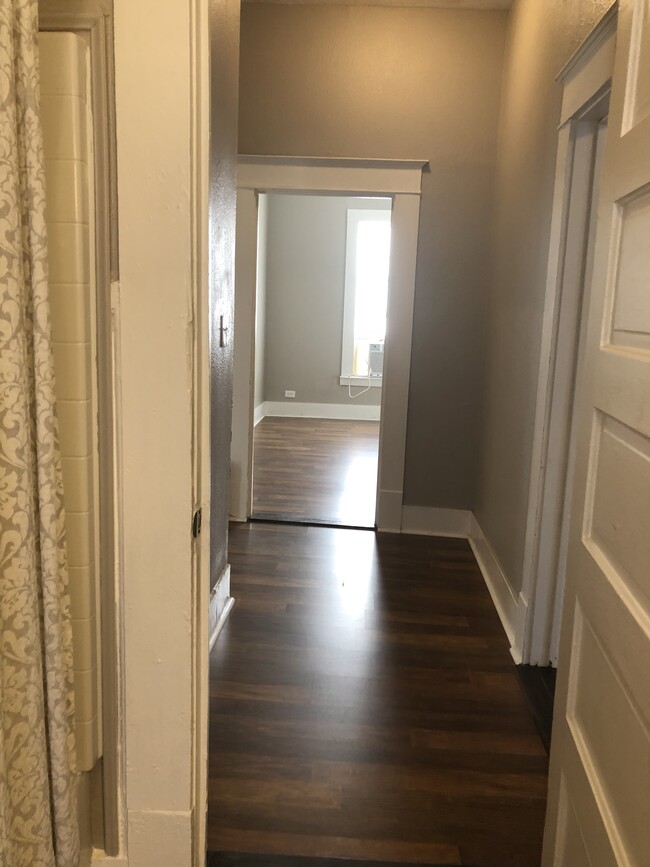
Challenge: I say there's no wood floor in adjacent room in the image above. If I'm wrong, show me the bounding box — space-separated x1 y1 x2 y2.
252 417 380 527
208 522 548 867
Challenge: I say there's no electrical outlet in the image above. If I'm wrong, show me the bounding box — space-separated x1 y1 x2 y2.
284 390 296 399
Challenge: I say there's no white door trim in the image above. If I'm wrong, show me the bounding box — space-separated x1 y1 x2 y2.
543 0 650 859
39 2 124 857
111 1 208 863
189 0 210 863
231 156 426 532
517 7 617 665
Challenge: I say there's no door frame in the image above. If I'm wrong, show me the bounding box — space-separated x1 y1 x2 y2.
190 0 211 863
39 1 123 856
517 6 617 665
231 156 426 532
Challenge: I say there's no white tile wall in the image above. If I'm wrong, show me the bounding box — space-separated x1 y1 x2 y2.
41 32 101 773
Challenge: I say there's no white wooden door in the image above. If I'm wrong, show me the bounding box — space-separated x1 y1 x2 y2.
543 2 650 865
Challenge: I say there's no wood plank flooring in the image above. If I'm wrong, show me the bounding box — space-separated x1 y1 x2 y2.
208 854 484 867
208 523 548 866
252 417 380 527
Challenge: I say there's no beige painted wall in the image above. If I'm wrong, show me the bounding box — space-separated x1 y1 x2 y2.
239 4 508 508
474 0 615 594
262 193 389 408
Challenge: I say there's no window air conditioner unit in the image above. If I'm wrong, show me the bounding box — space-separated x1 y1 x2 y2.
369 343 384 377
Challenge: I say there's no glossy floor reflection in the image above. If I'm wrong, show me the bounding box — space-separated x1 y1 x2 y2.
252 417 379 527
208 523 548 866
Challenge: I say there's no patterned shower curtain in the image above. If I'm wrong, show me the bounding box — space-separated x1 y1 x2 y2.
0 1 79 865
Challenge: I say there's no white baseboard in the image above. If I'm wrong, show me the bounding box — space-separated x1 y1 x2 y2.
209 565 234 651
401 505 473 537
468 514 521 652
253 403 265 427
258 400 380 421
510 591 530 665
210 596 235 652
376 489 403 532
398 508 522 655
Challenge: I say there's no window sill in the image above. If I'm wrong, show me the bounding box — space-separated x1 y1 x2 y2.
339 375 383 388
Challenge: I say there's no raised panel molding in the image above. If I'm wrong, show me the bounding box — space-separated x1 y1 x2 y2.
566 604 650 867
623 0 650 132
607 185 650 351
584 412 650 611
556 776 592 867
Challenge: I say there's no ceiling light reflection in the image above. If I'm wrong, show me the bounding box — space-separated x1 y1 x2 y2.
336 454 378 526
333 526 375 618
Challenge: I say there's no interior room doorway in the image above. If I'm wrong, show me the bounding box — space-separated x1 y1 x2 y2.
230 156 426 534
517 10 616 667
250 193 391 528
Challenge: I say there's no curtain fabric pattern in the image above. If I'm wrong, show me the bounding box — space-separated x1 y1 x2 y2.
0 1 79 865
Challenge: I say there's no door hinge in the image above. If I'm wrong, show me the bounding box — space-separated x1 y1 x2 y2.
192 507 202 538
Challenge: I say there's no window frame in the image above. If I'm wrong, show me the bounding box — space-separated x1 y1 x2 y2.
340 206 392 384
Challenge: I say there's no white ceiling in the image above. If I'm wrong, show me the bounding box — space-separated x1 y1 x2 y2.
243 0 512 7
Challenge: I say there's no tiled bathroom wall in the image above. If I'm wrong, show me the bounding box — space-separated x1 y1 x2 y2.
40 32 101 773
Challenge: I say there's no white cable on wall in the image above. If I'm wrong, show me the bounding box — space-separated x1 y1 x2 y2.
347 368 372 399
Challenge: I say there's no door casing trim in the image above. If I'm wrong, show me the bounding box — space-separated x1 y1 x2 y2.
231 155 427 531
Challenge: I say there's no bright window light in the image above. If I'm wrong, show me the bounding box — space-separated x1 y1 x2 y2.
341 207 392 380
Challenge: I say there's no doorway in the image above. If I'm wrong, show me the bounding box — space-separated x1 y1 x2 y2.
519 33 614 666
230 156 426 533
523 107 610 666
545 115 608 661
39 7 122 858
250 193 391 528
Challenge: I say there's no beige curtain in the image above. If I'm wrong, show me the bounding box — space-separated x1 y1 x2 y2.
0 1 79 865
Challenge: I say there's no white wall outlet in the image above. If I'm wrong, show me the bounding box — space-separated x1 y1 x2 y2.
284 390 296 399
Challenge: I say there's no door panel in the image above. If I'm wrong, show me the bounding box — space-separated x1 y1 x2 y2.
544 2 650 865
556 777 608 867
608 189 650 348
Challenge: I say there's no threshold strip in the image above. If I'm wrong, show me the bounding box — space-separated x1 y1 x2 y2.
248 514 376 532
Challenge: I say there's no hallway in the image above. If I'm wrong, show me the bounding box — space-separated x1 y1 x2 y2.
208 523 548 866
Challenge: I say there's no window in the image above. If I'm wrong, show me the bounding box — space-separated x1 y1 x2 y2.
340 206 392 384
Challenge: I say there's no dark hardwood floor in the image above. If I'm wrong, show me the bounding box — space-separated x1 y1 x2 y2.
514 666 557 755
252 417 380 527
208 855 484 867
208 523 548 866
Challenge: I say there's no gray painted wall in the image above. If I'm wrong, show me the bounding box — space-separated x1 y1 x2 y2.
209 0 240 589
261 193 389 408
239 4 508 509
475 0 614 595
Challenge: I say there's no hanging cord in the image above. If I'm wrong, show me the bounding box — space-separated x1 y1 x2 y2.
348 366 372 399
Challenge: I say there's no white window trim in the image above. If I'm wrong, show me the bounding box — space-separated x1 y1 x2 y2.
339 375 383 388
340 207 391 383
